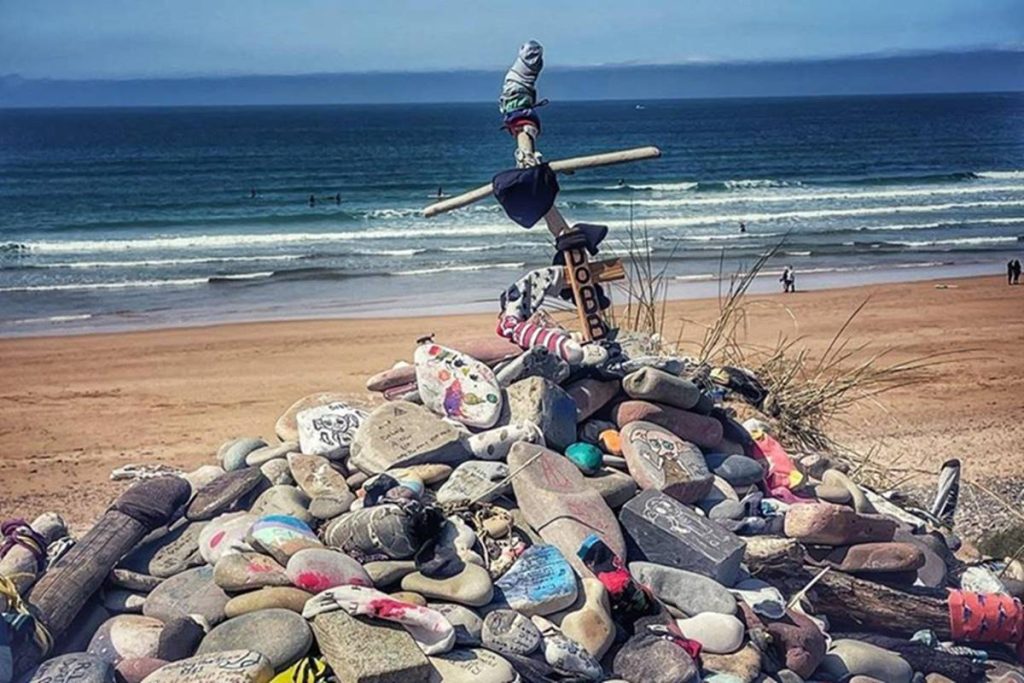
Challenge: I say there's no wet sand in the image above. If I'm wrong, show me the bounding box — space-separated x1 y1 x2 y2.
1 274 1021 530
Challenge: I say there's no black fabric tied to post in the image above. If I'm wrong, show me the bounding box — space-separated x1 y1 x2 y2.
492 163 559 228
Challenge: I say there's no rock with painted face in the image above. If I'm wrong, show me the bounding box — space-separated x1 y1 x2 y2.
296 402 367 460
621 421 713 504
415 343 503 429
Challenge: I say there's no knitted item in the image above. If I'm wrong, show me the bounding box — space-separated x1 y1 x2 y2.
497 315 583 365
578 533 653 618
948 590 1024 660
0 520 47 572
499 41 543 114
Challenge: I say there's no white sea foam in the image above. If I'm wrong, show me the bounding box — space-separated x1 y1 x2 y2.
892 236 1019 248
32 254 306 269
210 271 275 281
0 277 208 293
7 314 95 325
978 170 1024 180
395 262 526 276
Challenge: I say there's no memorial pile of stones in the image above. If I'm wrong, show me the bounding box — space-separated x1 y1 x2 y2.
4 334 1024 683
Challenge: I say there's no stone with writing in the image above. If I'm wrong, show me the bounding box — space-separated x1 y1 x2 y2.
310 610 433 683
532 615 603 680
197 609 312 671
783 503 897 546
120 520 207 579
621 421 713 504
140 650 274 683
213 552 291 592
613 400 723 450
297 402 367 460
143 566 231 627
18 653 115 683
324 504 419 560
287 452 354 510
186 468 268 521
87 614 164 665
348 401 469 475
276 391 350 442
436 461 510 506
508 442 626 578
415 343 503 429
428 648 518 683
428 603 483 646
494 544 578 616
619 490 746 586
505 377 578 450
481 609 542 657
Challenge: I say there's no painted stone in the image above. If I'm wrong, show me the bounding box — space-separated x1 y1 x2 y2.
530 615 602 679
286 548 371 593
287 453 353 509
481 609 542 656
622 367 702 410
494 545 578 616
428 648 518 683
564 378 621 422
223 586 313 618
297 402 367 460
612 400 723 450
219 437 267 471
18 653 115 683
247 514 323 566
213 552 291 592
186 468 267 521
197 609 313 671
260 458 293 486
310 610 433 683
348 401 469 475
436 461 510 506
508 442 626 578
494 345 570 387
465 421 545 461
120 520 207 579
275 391 349 442
620 490 746 586
86 614 164 664
675 613 745 654
415 343 503 429
621 421 713 503
142 566 231 627
783 503 897 545
551 577 614 659
199 512 257 565
140 650 274 683
505 377 578 450
629 562 736 616
564 442 603 475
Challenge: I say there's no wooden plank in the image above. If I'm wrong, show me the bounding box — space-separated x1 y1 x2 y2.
422 145 662 217
587 258 626 283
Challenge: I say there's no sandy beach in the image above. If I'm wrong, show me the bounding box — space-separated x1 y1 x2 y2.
1 274 1021 531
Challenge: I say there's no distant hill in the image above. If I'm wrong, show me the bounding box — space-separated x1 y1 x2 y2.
2 49 1021 108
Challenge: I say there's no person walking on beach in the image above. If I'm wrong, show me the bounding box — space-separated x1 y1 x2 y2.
1013 259 1022 285
780 266 795 293
1009 260 1015 285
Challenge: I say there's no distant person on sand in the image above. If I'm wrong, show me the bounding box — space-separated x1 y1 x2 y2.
1013 259 1022 285
739 221 746 233
308 194 316 207
1009 260 1015 285
780 266 796 293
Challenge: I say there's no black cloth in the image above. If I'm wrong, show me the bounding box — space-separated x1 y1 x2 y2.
112 476 191 528
493 164 559 228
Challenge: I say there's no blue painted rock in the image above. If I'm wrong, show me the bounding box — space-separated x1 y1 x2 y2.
348 401 469 475
505 378 578 451
621 421 713 503
415 343 503 429
286 548 371 593
629 562 736 616
564 442 603 475
143 566 230 627
613 400 723 449
18 653 115 683
199 512 258 565
436 461 510 506
495 545 578 616
140 650 274 683
86 615 164 664
218 437 267 471
619 490 746 586
296 402 367 460
703 453 764 487
197 609 312 671
622 367 702 410
247 514 322 566
508 442 625 578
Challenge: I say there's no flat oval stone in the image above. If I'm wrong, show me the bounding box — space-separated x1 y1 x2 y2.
784 503 897 545
121 521 207 579
429 603 483 646
260 458 293 486
348 401 469 475
804 542 925 573
183 465 226 497
613 633 699 683
223 586 313 618
532 616 602 679
481 609 542 656
245 441 296 467
508 442 625 578
247 514 322 565
428 648 518 683
583 467 638 510
197 609 312 670
187 468 267 521
109 568 163 593
564 378 621 422
19 653 115 683
465 421 545 461
365 560 418 587
87 615 164 664
285 548 371 593
250 485 312 524
213 552 291 591
505 377 577 450
818 639 913 683
613 400 723 449
199 512 257 565
494 544 578 616
552 577 614 659
288 453 353 506
436 461 510 505
622 367 702 410
401 563 494 607
622 421 713 503
297 402 367 459
141 650 274 683
219 437 268 471
676 613 745 654
415 343 503 429
703 453 764 487
143 565 230 627
277 392 351 442
629 561 736 616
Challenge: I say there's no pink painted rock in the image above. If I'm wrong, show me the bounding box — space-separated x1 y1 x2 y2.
564 379 621 422
621 421 713 504
784 503 897 545
805 542 926 573
508 442 625 577
286 548 372 593
613 400 723 449
213 552 291 592
414 343 503 429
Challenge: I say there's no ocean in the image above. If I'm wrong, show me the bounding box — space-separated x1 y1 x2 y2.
1 93 1022 336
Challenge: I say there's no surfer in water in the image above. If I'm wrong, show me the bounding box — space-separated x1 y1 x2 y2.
335 193 341 205
308 194 316 207
739 221 747 234
437 186 444 198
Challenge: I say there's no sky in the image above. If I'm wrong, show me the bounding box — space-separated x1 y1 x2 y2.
1 0 1022 79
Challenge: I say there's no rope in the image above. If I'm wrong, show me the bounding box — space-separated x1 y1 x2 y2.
0 519 47 572
0 575 53 656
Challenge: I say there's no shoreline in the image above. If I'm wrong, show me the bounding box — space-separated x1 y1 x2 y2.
0 259 1007 340
1 273 1021 530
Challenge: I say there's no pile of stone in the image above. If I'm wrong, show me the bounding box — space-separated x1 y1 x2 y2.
4 334 1024 683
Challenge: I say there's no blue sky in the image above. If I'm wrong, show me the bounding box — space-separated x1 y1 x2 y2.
1 0 1021 79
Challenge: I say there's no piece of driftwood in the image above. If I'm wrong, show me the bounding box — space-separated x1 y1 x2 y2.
743 537 805 575
422 146 662 217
